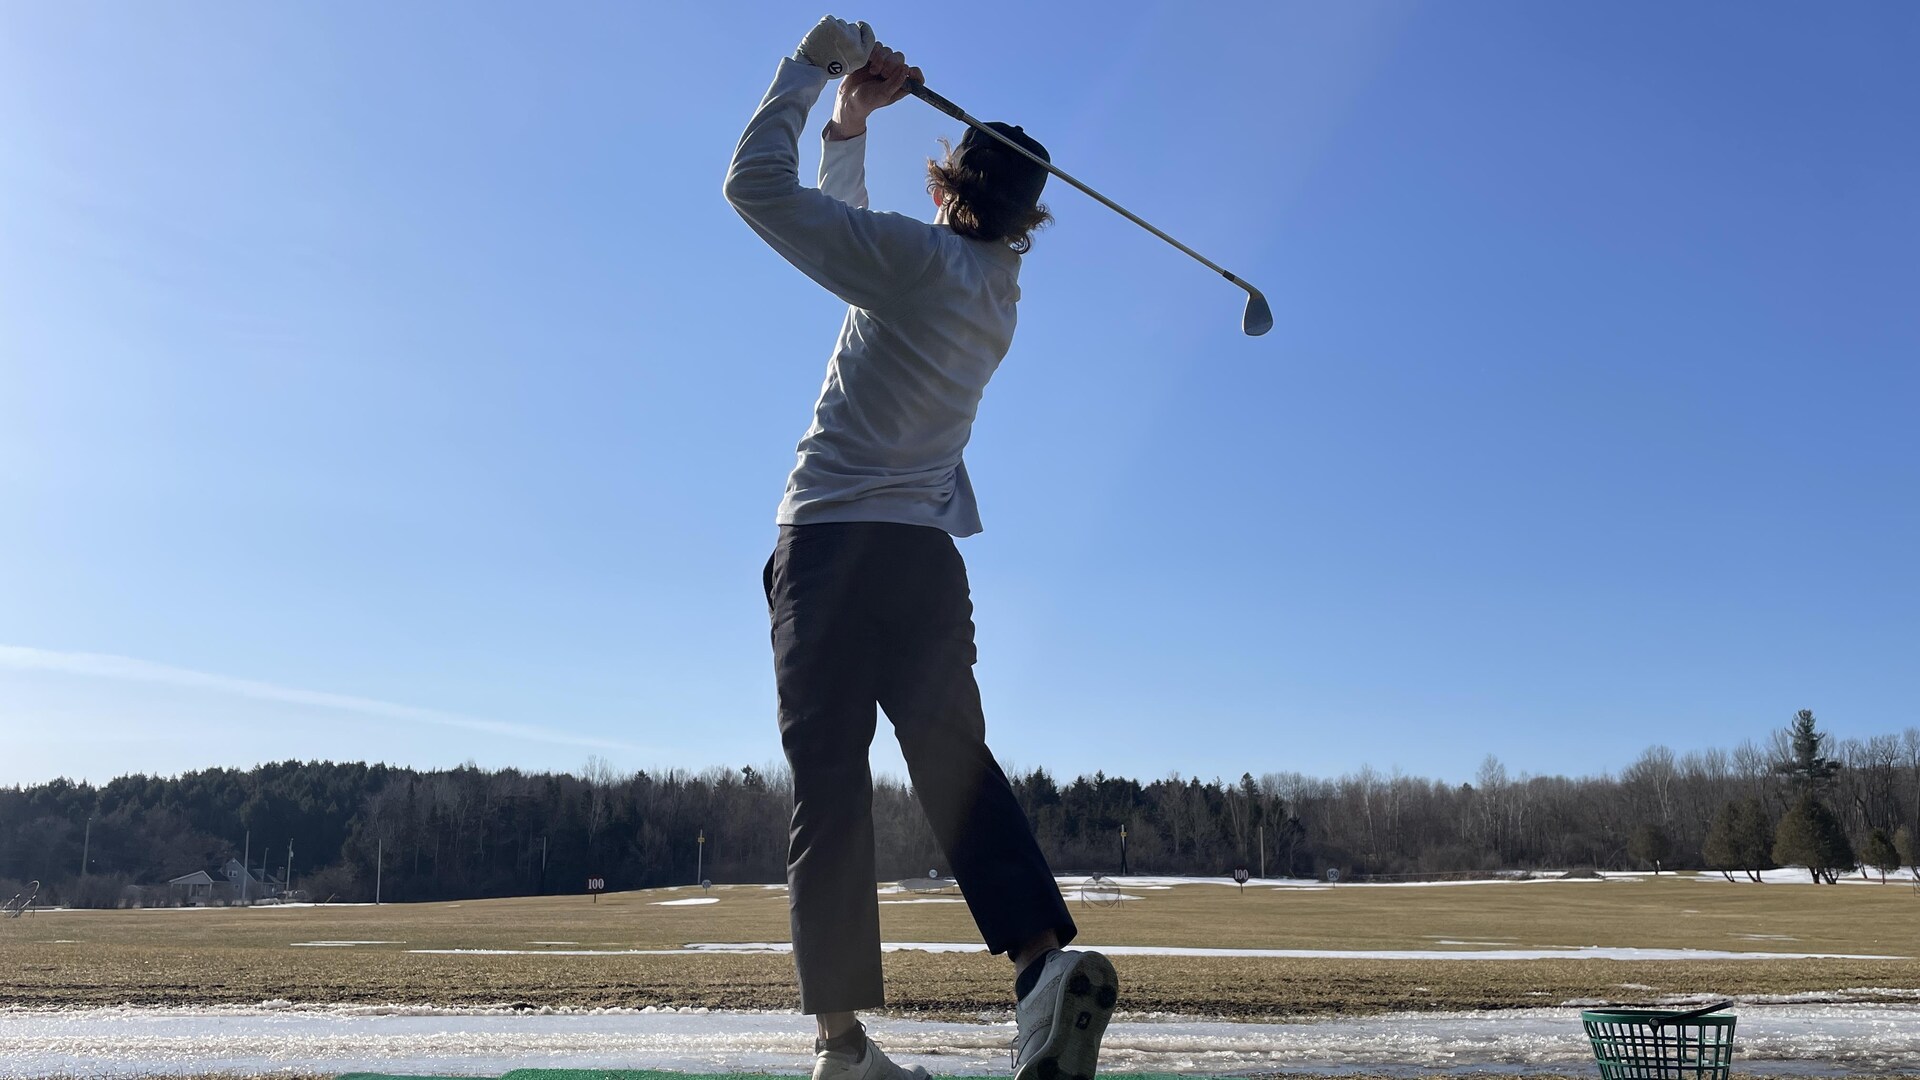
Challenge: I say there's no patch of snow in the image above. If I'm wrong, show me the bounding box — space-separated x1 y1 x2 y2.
288 940 402 947
1690 866 1920 885
1713 988 1920 1005
1055 875 1248 888
408 948 685 956
651 898 720 907
7 1002 1920 1076
1335 877 1618 888
879 899 966 905
131 895 378 903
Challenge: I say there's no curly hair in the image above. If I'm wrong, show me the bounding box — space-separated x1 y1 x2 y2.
926 138 1054 255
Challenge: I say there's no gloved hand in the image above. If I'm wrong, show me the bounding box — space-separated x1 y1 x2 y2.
796 16 876 78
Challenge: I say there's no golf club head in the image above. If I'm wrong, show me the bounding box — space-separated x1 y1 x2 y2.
1242 286 1273 337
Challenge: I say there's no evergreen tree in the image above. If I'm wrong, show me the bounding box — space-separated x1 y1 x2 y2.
1704 798 1773 882
1731 798 1776 883
1704 801 1743 882
1862 828 1901 883
1779 709 1840 794
1772 794 1855 883
1819 807 1858 883
1628 823 1673 873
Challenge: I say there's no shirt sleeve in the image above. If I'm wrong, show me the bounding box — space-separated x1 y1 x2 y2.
724 58 939 313
818 129 869 209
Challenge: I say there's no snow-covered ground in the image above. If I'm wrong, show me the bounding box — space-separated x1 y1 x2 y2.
5 1000 1920 1077
1056 874 1620 890
1691 867 1920 886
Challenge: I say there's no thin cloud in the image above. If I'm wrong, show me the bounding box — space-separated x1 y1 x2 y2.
0 645 648 754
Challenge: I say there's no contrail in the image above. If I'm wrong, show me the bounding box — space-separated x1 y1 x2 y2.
0 644 648 754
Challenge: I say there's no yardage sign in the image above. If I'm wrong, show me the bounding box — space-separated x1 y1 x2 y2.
587 876 606 901
1233 867 1250 893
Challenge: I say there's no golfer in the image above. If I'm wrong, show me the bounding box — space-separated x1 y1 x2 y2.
725 16 1119 1080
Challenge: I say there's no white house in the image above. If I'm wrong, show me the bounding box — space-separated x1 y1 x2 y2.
166 870 218 903
163 860 285 905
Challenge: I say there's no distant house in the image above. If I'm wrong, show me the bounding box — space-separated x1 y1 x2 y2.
164 860 285 905
222 858 284 901
166 871 219 903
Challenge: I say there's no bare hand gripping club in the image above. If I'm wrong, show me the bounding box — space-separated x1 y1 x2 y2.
908 79 1273 337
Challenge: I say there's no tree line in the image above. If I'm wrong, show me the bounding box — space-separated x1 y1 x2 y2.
2 711 1915 907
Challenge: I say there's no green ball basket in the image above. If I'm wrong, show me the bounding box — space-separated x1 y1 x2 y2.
1581 1001 1737 1079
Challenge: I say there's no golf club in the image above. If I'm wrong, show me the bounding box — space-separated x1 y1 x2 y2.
908 79 1273 337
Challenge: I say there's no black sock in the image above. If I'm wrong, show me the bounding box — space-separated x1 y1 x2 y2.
1015 950 1059 1001
816 1022 866 1059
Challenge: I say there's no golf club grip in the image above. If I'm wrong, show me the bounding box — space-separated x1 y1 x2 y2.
904 81 968 124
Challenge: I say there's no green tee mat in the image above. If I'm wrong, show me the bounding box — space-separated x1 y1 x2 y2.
338 1073 1190 1080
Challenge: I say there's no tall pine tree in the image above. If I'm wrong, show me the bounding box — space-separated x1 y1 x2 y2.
1779 709 1840 793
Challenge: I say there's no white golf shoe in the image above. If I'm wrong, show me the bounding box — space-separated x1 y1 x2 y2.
1012 950 1119 1080
811 1031 930 1080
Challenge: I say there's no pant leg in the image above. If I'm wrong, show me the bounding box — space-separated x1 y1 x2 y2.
870 525 1078 955
767 524 886 1013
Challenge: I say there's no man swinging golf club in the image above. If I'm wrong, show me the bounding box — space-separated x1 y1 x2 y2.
725 15 1120 1080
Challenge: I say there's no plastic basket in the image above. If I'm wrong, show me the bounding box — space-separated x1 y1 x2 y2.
1581 1001 1736 1080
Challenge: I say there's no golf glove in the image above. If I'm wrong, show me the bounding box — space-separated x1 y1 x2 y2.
796 16 876 78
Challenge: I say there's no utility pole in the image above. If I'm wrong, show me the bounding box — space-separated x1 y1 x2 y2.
375 838 383 905
1259 824 1265 879
242 830 251 904
80 814 94 879
696 829 705 885
538 836 548 893
1119 823 1129 876
285 840 294 897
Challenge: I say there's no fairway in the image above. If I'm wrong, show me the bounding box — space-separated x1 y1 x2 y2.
6 874 1917 1017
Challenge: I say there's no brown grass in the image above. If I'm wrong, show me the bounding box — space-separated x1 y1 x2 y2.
4 874 1917 1017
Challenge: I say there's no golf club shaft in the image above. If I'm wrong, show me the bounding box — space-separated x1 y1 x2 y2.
907 80 1254 294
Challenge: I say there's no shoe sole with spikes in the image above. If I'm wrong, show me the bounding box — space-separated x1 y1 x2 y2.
1015 951 1119 1080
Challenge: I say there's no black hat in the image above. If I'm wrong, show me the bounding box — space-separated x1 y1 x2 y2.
952 122 1050 213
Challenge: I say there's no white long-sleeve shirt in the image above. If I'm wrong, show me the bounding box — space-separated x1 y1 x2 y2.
725 57 1025 538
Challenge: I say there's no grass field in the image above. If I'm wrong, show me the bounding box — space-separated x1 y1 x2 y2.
6 874 1918 1018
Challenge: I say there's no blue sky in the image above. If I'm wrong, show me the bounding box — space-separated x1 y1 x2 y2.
3 2 1915 789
